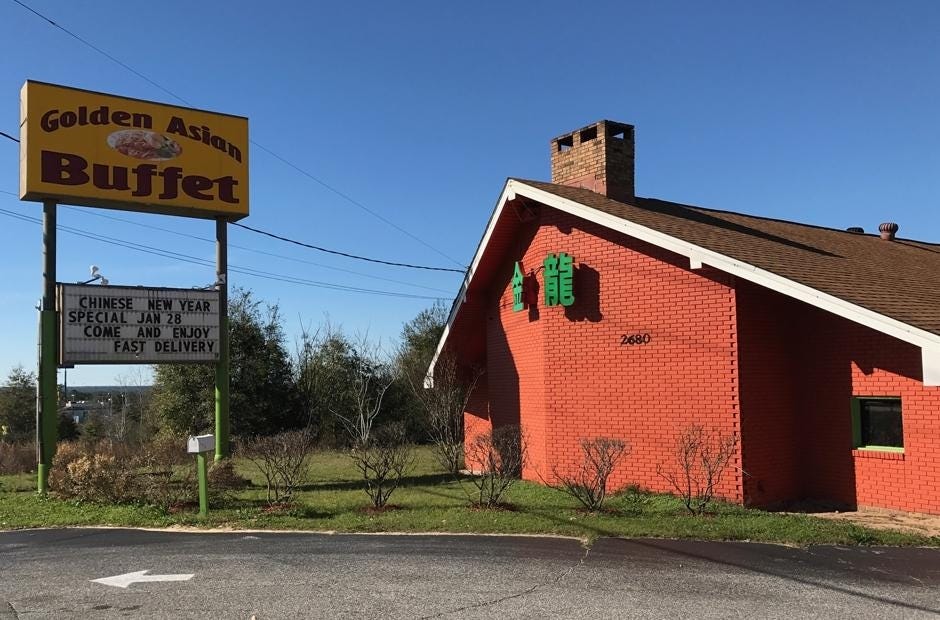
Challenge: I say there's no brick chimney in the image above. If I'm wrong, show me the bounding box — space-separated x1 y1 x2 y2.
550 120 635 203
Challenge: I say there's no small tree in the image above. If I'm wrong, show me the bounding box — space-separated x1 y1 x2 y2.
237 429 313 505
464 425 526 508
353 423 413 509
0 366 36 442
332 334 395 447
552 437 629 512
656 424 738 515
404 352 481 475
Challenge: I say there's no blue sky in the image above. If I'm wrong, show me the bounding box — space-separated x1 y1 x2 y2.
1 1 938 386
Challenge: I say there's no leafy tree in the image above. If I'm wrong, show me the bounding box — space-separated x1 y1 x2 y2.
58 411 79 441
397 303 448 386
80 411 107 440
151 363 213 436
152 288 301 438
294 324 358 446
228 291 299 436
0 366 36 442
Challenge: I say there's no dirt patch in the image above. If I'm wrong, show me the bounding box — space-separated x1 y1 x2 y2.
803 507 940 538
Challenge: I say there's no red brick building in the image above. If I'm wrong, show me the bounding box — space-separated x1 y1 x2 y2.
431 120 940 514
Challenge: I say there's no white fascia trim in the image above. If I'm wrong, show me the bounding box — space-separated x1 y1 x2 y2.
426 182 518 385
428 179 940 385
923 347 940 387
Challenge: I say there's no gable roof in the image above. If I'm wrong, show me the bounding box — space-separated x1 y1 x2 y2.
431 179 940 386
523 180 940 338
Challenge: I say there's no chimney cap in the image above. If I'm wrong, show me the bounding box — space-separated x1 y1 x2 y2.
550 120 634 145
879 222 899 240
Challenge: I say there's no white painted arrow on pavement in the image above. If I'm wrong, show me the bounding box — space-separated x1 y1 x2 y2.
91 570 194 589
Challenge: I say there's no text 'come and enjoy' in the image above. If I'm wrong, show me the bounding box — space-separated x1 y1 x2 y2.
19 80 249 220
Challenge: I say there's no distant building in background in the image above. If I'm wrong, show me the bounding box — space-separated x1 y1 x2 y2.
63 399 111 424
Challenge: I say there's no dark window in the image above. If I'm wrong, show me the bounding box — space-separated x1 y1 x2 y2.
852 398 903 450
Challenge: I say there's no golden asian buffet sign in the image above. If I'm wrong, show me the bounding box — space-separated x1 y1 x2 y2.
19 80 248 220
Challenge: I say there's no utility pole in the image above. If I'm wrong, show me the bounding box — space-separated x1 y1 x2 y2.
215 217 230 460
37 200 58 494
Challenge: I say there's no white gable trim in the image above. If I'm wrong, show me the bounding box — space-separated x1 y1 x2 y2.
429 180 940 386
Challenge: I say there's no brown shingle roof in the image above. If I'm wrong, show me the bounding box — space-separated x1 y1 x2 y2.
517 179 940 338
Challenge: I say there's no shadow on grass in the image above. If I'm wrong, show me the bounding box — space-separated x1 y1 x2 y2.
300 472 465 493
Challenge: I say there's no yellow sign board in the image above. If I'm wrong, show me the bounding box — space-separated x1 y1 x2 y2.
19 81 249 220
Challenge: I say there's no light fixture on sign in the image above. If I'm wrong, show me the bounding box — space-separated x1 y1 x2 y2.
80 264 108 286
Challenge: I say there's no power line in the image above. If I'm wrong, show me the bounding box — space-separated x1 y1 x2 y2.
247 141 465 267
9 0 466 268
2 180 463 274
59 206 454 293
0 130 18 143
10 0 191 106
0 207 450 301
231 221 466 273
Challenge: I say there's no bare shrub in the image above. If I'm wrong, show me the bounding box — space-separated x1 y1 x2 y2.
464 425 526 508
237 429 313 505
552 437 629 511
656 424 739 515
49 439 216 509
351 423 413 509
48 442 84 492
0 442 35 475
63 453 138 503
405 352 482 476
135 440 194 510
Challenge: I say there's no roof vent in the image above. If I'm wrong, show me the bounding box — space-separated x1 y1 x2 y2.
846 227 864 234
878 222 899 241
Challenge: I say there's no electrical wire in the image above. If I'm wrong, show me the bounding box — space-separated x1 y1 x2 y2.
0 189 458 287
231 221 465 273
0 130 18 143
59 206 454 293
9 0 466 268
0 206 450 301
10 0 191 106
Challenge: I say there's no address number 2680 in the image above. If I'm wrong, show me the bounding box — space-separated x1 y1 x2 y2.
620 333 651 345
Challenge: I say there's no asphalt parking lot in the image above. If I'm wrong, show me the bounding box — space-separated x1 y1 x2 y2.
1 528 938 619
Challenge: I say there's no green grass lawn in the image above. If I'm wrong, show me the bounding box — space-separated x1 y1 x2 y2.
1 446 937 547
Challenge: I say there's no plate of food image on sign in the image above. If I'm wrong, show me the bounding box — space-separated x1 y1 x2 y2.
107 129 183 160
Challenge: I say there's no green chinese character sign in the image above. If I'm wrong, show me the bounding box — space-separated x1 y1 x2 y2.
543 252 575 307
512 262 525 311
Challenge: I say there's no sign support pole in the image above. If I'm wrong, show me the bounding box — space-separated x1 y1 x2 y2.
196 452 209 516
37 200 58 494
214 218 230 461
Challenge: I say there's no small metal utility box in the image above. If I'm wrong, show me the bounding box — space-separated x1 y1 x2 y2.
187 434 216 454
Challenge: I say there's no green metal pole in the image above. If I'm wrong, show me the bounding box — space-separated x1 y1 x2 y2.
196 452 208 516
214 218 230 461
37 200 58 494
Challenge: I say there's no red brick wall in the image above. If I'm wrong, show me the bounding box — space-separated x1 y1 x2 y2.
735 282 940 514
736 281 802 506
468 206 743 501
462 202 940 514
796 304 940 514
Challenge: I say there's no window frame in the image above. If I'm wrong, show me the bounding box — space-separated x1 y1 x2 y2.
850 396 904 453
